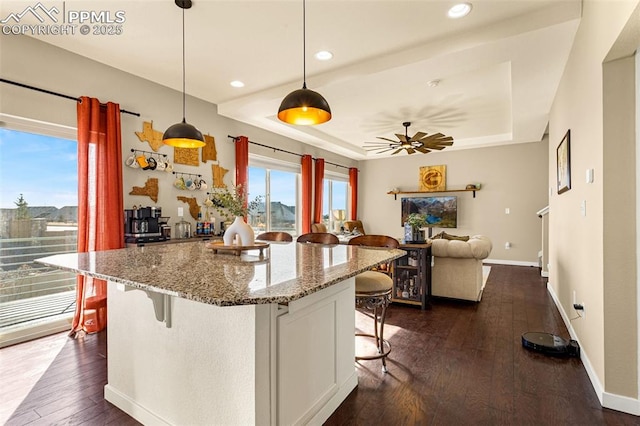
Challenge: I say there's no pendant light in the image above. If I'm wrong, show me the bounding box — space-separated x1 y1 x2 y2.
163 0 205 148
277 0 331 125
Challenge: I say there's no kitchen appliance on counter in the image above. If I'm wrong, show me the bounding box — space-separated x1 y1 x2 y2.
124 207 167 244
159 216 171 240
175 218 192 239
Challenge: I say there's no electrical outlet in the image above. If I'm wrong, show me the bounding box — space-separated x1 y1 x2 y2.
505 207 510 215
505 242 511 250
573 290 576 305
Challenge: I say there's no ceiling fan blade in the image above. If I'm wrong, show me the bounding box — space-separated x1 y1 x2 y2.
416 146 431 154
391 148 404 155
395 134 408 143
377 147 398 154
406 148 415 154
377 137 399 143
411 132 428 141
364 142 395 147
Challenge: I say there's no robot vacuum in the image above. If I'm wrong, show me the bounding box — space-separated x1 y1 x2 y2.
521 332 580 357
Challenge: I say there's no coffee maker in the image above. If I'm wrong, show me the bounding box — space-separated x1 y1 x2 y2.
124 207 166 243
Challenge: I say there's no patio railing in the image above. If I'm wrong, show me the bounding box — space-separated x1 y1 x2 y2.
0 234 77 330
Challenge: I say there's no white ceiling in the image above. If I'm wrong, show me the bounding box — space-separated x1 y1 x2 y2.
1 0 582 159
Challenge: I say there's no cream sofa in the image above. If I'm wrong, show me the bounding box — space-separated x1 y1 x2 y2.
429 235 492 302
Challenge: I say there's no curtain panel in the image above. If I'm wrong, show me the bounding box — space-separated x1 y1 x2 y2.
301 155 313 234
313 158 325 224
72 96 124 337
349 167 358 220
235 136 249 216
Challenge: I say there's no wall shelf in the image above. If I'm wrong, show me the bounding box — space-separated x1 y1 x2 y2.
387 188 480 200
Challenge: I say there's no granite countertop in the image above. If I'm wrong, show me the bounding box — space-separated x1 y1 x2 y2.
36 241 405 306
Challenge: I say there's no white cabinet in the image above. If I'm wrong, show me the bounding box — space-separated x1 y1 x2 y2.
105 277 357 425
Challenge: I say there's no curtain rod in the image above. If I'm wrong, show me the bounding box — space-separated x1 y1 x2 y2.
0 78 141 117
227 135 353 171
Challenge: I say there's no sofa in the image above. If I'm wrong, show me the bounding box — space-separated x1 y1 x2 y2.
428 234 492 302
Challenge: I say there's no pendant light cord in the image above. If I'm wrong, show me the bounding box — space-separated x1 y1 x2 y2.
182 5 186 121
302 0 307 89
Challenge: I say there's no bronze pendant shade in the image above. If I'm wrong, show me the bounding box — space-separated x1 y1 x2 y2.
278 0 331 125
163 0 205 148
278 83 331 125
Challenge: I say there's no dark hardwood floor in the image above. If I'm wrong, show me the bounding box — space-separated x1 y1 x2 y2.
1 265 638 425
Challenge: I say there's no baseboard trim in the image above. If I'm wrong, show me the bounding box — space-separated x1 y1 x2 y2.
483 259 538 267
104 385 171 425
546 282 640 417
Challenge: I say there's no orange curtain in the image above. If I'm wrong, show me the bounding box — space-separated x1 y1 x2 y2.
301 155 313 233
235 135 249 215
313 158 324 224
71 96 124 337
349 167 358 220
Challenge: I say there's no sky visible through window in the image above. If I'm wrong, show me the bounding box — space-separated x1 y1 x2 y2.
0 128 77 209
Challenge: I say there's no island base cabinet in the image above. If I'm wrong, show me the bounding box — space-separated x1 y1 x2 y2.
104 278 357 425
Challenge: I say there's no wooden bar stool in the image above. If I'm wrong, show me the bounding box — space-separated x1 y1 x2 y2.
255 231 293 242
296 232 339 245
84 295 107 333
348 235 399 372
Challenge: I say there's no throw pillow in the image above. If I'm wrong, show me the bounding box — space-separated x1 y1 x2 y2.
443 232 469 241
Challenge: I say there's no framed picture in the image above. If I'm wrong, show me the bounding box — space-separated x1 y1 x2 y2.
556 130 571 194
419 165 446 191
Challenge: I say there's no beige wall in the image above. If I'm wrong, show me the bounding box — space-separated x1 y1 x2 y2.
0 35 357 233
359 140 549 264
549 0 639 402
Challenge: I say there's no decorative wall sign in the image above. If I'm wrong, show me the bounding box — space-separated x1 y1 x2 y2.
202 134 217 162
174 147 199 166
212 164 229 188
177 196 200 220
556 130 571 194
135 121 164 152
129 177 159 203
419 165 446 191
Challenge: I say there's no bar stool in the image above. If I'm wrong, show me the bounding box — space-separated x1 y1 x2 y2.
84 295 107 333
256 231 293 242
296 232 339 244
348 235 399 373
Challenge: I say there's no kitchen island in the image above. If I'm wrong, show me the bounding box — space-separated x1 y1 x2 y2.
37 240 404 425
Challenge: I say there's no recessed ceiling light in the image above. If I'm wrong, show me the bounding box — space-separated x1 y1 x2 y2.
230 80 245 88
448 3 472 19
315 51 333 61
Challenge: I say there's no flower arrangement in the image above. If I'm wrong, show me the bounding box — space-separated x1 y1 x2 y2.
405 213 427 229
209 184 262 221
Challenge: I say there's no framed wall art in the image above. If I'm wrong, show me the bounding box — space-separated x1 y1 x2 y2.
556 130 571 194
419 165 446 191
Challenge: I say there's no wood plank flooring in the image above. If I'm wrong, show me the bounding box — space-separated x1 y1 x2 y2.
1 264 638 425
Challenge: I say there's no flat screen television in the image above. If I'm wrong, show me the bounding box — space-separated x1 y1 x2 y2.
401 196 457 228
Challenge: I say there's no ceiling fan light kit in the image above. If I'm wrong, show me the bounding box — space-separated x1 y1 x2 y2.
278 0 331 125
163 0 206 148
364 121 454 155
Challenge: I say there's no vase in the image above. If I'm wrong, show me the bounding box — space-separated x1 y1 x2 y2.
223 216 255 246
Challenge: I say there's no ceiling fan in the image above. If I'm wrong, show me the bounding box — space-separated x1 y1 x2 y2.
364 121 454 155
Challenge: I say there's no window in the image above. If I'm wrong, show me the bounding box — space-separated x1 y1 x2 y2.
0 125 78 347
248 160 299 236
323 177 348 233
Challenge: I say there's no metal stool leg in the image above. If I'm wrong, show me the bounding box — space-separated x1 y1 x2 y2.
355 291 391 373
